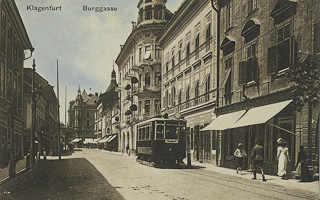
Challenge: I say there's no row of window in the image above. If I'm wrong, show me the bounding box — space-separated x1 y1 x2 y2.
139 5 164 22
163 75 210 108
165 12 212 74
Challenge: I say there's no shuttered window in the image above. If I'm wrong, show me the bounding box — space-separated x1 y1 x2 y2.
268 45 278 74
246 43 258 82
314 23 320 53
277 22 292 71
239 61 246 85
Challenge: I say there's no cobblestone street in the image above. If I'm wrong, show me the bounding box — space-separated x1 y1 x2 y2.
0 149 318 200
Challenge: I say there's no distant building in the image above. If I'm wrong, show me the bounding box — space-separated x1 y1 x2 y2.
68 88 98 140
0 0 33 175
95 67 119 151
115 0 172 153
24 69 58 157
157 0 217 164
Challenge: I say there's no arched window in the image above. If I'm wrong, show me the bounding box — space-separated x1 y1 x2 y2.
145 73 150 87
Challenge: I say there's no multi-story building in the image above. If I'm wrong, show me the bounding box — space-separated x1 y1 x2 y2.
157 0 217 164
68 88 98 140
202 0 319 174
95 68 119 151
115 0 172 153
0 0 33 176
24 68 58 157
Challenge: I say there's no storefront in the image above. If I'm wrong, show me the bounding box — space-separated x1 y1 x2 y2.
202 99 297 175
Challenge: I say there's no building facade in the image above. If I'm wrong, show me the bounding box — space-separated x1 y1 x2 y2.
115 0 172 154
95 68 119 151
204 0 320 175
157 0 217 164
24 68 58 157
68 88 98 141
0 0 33 176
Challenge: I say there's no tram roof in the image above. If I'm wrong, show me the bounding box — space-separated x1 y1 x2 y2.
136 117 186 126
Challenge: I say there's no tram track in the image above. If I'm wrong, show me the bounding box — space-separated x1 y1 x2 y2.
174 168 317 200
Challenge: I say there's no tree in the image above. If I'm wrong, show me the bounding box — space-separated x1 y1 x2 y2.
288 54 320 165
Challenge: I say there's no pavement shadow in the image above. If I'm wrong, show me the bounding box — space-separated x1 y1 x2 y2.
0 158 125 200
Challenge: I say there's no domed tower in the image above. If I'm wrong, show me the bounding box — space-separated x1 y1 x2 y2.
137 0 171 27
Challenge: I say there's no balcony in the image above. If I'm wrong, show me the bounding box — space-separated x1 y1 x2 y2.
165 90 215 115
133 85 161 96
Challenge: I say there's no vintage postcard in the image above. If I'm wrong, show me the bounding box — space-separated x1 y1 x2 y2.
0 0 319 199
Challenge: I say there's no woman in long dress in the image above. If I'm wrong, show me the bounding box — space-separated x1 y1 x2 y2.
277 138 290 179
296 145 313 182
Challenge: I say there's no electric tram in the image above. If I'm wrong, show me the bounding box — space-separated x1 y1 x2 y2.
136 117 187 167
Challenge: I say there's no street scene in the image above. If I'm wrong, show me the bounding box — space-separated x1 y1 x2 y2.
0 0 319 199
0 149 318 200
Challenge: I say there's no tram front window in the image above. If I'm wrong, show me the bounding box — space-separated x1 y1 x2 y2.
165 125 179 139
156 125 164 139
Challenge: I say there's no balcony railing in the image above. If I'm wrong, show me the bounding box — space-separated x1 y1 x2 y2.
165 89 215 115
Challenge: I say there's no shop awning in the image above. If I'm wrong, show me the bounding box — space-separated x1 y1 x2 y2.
200 110 246 131
230 100 293 129
98 136 111 144
107 135 117 143
83 139 98 144
70 138 82 143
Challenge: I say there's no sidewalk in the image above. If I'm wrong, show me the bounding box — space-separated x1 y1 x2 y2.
187 159 319 194
99 149 319 194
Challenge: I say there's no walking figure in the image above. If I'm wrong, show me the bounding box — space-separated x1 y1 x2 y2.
251 139 266 182
234 143 247 175
277 138 290 179
296 145 313 182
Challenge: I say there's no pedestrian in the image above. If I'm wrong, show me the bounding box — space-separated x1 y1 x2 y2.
277 138 290 179
42 148 47 160
296 145 313 182
234 143 247 174
126 144 129 154
251 139 266 182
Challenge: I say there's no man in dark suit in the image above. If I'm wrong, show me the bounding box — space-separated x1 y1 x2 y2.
251 139 266 182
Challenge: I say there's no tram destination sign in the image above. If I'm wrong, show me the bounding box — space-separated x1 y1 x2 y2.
165 139 179 144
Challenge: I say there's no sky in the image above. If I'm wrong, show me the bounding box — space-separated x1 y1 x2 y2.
15 0 183 124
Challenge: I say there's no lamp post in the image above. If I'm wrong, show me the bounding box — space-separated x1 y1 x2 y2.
30 59 36 168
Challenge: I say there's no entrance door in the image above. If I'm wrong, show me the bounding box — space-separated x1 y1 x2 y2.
194 126 199 161
203 131 211 163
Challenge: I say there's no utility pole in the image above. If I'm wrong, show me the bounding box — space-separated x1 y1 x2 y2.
30 59 36 168
65 86 67 150
57 60 61 160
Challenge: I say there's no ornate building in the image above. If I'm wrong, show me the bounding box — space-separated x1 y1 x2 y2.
0 0 33 177
157 0 217 164
95 67 119 151
68 88 98 141
202 0 319 175
115 0 172 153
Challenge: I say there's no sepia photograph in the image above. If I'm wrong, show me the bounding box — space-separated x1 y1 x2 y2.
0 0 319 199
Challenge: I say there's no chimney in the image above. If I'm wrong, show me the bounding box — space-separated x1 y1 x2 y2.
95 92 99 97
120 45 124 50
132 21 136 30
